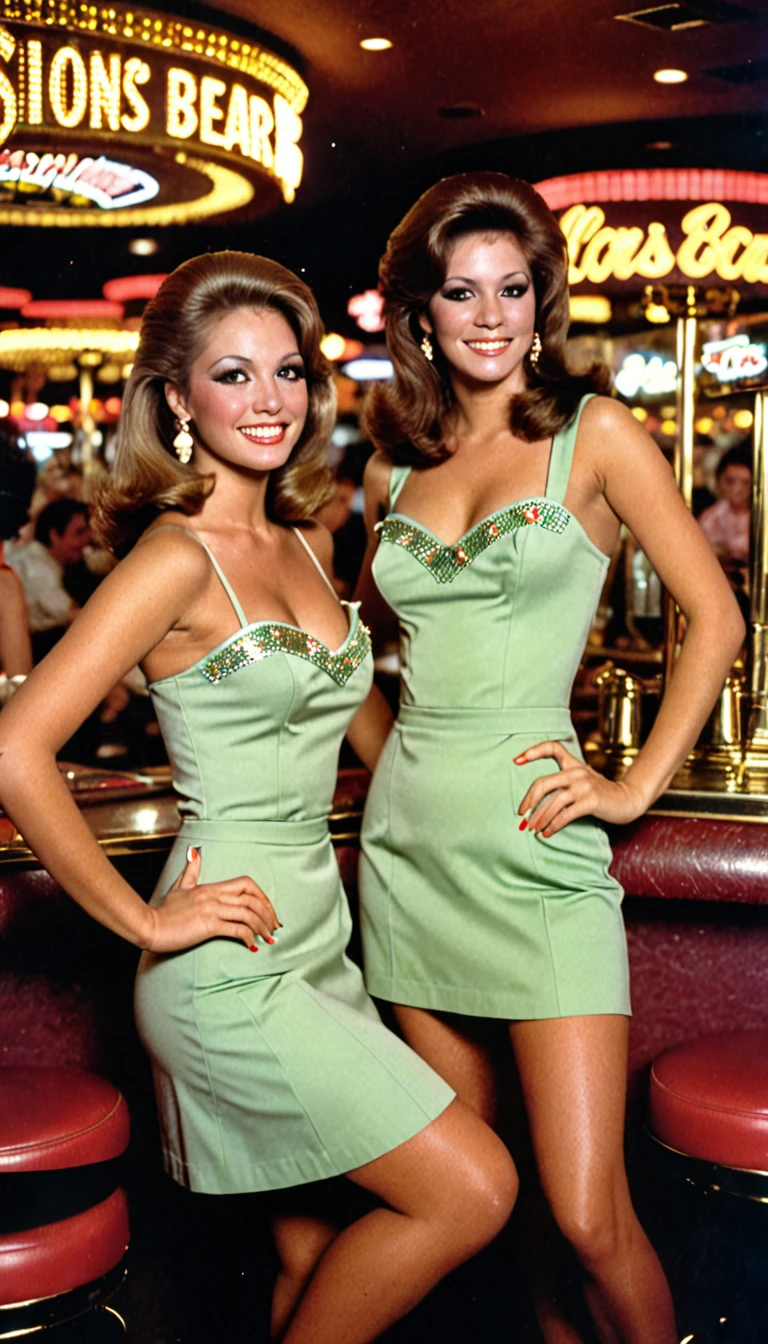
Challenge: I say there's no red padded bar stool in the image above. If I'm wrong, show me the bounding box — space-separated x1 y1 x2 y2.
649 1030 768 1197
648 1030 768 1340
0 1067 130 1338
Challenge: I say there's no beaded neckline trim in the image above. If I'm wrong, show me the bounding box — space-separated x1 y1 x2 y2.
201 603 371 685
375 499 570 584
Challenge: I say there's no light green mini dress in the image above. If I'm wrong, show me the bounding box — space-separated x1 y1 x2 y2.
360 394 631 1021
134 529 453 1195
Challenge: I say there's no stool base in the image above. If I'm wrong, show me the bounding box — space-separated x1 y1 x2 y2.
648 1128 768 1203
0 1261 127 1338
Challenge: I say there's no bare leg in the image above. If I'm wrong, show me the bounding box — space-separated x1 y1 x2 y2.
510 1014 676 1344
396 1003 585 1341
271 1213 338 1340
280 1097 517 1343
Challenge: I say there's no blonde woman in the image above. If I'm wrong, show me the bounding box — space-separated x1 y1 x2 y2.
0 251 516 1343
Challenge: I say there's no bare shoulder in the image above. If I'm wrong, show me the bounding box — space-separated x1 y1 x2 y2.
297 518 334 573
579 393 638 440
0 567 25 609
113 519 212 601
578 394 665 479
363 449 392 507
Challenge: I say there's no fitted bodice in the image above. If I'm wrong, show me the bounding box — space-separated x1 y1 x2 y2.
148 533 372 824
372 394 609 710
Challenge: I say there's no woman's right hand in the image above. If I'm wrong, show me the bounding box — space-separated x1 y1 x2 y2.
144 846 280 954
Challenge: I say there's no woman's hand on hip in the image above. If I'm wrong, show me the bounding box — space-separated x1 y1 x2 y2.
514 741 649 836
144 846 280 953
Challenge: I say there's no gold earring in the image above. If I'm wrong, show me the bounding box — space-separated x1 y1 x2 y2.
173 417 194 464
420 334 434 362
529 332 542 366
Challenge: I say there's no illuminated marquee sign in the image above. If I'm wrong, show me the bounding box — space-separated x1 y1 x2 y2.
0 0 308 225
560 203 768 288
614 352 678 399
535 171 768 296
701 334 768 384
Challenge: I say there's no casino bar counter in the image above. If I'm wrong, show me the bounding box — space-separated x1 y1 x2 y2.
2 763 767 1101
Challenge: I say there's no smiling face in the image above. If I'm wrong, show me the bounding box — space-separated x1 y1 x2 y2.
420 230 537 393
166 306 309 474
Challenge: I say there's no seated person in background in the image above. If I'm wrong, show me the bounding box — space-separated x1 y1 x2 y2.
698 444 751 568
0 425 36 679
7 498 92 661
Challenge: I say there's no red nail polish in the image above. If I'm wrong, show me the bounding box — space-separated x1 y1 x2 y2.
519 818 528 831
266 936 276 945
186 845 198 863
514 755 526 764
249 944 258 952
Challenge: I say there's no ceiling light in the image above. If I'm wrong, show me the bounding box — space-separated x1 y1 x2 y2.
360 37 393 50
733 408 754 429
128 238 159 256
320 333 347 361
653 68 688 83
569 296 612 323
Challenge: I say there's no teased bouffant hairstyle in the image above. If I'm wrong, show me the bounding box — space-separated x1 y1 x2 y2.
365 171 610 464
94 251 335 554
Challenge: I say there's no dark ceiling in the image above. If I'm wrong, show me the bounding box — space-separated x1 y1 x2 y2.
5 0 768 336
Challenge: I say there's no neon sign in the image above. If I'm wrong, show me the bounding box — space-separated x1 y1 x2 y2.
0 147 158 207
0 1 308 224
561 202 768 288
701 335 768 384
614 352 678 399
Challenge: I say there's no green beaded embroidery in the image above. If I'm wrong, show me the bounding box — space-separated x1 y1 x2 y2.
377 500 570 584
202 607 371 685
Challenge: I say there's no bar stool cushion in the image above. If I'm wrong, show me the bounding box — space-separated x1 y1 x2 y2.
649 1030 768 1171
0 1067 130 1172
0 1187 129 1306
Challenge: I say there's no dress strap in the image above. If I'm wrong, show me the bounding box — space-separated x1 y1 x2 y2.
292 526 338 597
148 524 248 628
545 393 595 505
388 463 412 510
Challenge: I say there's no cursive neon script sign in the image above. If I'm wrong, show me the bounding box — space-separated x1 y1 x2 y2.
0 146 158 207
701 334 768 384
561 202 768 287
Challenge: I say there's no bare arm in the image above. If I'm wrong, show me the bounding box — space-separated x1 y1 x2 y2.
518 397 745 834
353 451 399 648
0 570 32 676
0 531 278 949
346 683 394 772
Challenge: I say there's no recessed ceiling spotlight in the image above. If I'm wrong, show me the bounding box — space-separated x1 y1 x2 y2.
128 237 158 256
653 67 688 82
360 37 393 50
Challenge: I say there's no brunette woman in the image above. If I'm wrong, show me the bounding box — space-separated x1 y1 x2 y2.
0 251 517 1343
357 173 744 1343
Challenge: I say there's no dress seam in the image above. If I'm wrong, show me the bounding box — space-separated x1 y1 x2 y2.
500 532 524 710
176 681 208 818
297 979 441 1119
236 986 331 1154
191 988 228 1175
539 894 563 1016
276 658 298 815
384 733 400 980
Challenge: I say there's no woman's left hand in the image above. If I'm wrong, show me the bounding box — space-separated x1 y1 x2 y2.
515 741 649 836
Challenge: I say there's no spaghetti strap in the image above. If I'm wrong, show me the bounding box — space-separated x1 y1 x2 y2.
292 526 338 597
389 464 412 510
545 393 595 505
147 524 248 628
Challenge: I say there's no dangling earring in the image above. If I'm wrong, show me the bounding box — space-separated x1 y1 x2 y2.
173 417 194 464
420 334 434 362
529 332 542 366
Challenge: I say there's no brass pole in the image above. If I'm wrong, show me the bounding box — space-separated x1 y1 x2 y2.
664 292 697 685
744 390 768 765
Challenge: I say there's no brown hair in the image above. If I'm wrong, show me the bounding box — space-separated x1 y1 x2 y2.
365 171 610 464
94 251 335 554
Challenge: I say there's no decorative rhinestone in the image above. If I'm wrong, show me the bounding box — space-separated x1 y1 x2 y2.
376 499 570 584
202 612 371 685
